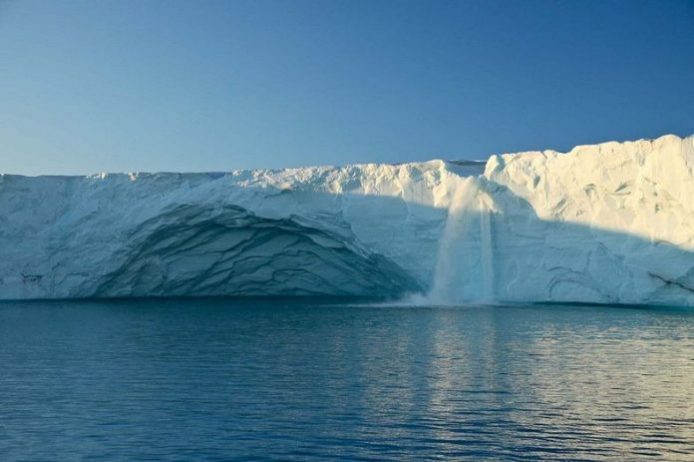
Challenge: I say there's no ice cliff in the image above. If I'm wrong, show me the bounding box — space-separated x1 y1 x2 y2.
1 134 693 305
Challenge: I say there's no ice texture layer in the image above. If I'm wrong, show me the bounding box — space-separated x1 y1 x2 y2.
1 134 693 305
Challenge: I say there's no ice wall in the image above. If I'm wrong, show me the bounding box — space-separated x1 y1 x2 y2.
0 134 692 305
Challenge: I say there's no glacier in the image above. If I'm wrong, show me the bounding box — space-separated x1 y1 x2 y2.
1 134 693 305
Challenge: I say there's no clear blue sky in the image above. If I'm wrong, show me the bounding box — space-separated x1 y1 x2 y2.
1 0 693 175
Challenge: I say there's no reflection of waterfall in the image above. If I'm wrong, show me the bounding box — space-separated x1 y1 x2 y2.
427 178 495 305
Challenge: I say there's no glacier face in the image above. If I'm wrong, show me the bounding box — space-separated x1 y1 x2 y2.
1 134 693 305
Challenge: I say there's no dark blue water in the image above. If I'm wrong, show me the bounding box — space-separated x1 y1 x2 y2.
0 300 692 461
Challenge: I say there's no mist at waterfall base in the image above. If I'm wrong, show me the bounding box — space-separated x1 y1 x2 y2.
1 299 692 460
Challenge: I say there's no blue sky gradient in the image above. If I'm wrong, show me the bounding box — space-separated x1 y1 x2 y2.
1 0 693 175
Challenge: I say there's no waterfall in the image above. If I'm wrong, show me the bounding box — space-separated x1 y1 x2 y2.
479 196 495 302
428 179 471 304
426 177 495 305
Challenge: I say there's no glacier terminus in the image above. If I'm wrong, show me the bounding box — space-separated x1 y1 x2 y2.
1 134 693 306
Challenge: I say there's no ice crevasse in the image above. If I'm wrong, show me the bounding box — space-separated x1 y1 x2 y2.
1 134 692 305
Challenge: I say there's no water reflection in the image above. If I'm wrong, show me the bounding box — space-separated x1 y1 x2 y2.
0 300 692 460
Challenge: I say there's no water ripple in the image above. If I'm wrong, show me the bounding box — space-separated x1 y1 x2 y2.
0 300 692 461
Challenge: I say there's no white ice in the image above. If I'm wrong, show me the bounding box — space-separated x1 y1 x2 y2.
1 134 692 305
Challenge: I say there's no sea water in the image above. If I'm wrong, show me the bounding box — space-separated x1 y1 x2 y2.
0 299 692 460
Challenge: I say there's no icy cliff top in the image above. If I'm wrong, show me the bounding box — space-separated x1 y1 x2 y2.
1 134 692 304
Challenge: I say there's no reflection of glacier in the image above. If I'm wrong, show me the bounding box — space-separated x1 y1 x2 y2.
1 134 693 305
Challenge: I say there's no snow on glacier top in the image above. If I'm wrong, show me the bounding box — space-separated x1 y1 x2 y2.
0 134 692 304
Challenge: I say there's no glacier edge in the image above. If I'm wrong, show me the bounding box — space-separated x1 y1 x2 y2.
1 134 693 305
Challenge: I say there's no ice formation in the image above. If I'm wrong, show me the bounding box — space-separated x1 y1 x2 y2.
1 134 692 305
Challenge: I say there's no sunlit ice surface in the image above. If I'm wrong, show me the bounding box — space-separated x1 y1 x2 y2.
0 299 692 460
2 136 693 307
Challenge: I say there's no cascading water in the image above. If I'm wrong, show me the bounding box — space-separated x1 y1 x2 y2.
479 194 495 302
427 177 496 304
427 178 471 304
